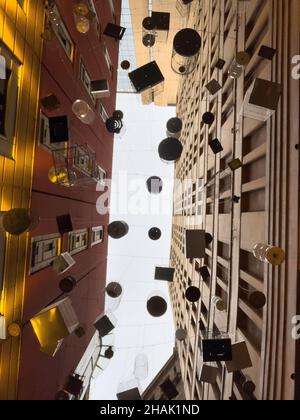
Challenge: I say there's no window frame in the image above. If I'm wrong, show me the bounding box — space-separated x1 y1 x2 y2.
68 229 89 255
51 5 74 62
103 45 114 79
97 101 109 123
87 0 101 38
30 234 61 274
91 226 104 247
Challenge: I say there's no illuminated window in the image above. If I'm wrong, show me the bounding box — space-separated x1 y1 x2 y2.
91 226 104 247
0 47 19 159
31 234 61 273
51 6 74 61
68 229 89 255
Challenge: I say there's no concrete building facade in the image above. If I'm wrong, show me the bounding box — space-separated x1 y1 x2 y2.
169 0 300 400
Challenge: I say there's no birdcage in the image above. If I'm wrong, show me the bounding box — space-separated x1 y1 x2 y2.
51 144 105 187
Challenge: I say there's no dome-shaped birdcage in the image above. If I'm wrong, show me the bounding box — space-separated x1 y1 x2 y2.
108 221 129 239
171 28 201 75
175 328 187 341
248 291 266 310
158 137 183 163
185 286 201 303
59 276 77 293
146 176 163 194
121 60 131 70
166 117 183 139
1 208 32 236
105 282 123 312
212 296 226 312
143 33 156 48
147 292 168 317
133 354 149 381
106 282 122 298
202 112 215 125
72 99 95 125
148 227 162 241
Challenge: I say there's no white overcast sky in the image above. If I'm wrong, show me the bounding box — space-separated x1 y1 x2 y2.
90 93 176 400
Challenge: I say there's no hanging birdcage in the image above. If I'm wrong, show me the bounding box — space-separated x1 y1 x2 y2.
51 144 106 187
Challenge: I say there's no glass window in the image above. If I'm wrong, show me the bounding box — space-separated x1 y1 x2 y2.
68 229 89 255
91 226 104 247
51 6 74 61
104 45 114 78
30 234 61 273
97 101 109 123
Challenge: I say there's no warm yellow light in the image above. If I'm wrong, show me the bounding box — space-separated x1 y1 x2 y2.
73 2 89 17
48 166 68 185
30 308 69 356
75 16 90 34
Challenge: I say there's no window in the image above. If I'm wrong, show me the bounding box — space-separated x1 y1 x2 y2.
51 6 74 61
30 234 61 273
95 165 106 184
91 226 104 247
68 229 89 255
87 0 101 37
98 101 109 123
0 48 19 159
104 45 114 78
108 0 116 21
39 112 67 151
80 61 91 93
79 61 96 102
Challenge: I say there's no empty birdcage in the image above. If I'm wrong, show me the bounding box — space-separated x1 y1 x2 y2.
51 144 106 187
171 28 201 75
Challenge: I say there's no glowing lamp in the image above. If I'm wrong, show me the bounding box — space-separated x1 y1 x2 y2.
75 15 90 33
73 2 89 16
30 297 79 356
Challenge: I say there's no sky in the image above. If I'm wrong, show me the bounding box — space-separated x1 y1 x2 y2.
89 93 176 400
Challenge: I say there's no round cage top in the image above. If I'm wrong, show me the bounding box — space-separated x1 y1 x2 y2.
113 110 124 120
143 16 155 31
121 60 131 70
158 137 183 162
107 221 129 239
202 112 215 125
248 291 266 309
143 34 156 48
185 286 201 303
59 276 76 293
146 176 163 194
106 282 123 298
147 295 167 317
2 208 32 235
176 328 187 341
167 117 183 134
148 227 162 240
173 28 202 58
